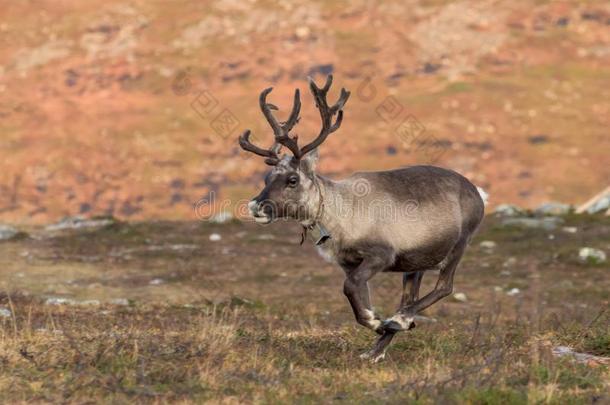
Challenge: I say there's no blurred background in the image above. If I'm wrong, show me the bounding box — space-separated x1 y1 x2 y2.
1 2 609 402
1 0 609 225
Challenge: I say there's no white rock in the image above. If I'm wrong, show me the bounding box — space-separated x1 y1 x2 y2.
149 278 164 285
209 233 222 242
45 297 77 306
479 240 497 250
585 194 610 214
578 247 606 264
45 216 115 231
493 204 524 217
0 224 19 241
165 244 198 251
110 298 130 306
0 308 11 318
577 188 610 214
453 292 467 302
45 297 100 306
80 300 101 306
586 195 609 214
210 211 233 224
506 288 520 296
562 226 578 234
501 217 563 230
552 346 610 365
535 202 571 216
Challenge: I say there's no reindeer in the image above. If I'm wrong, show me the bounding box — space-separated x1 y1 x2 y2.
239 75 485 362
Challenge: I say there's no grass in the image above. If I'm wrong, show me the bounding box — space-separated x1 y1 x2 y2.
0 301 607 403
0 213 608 402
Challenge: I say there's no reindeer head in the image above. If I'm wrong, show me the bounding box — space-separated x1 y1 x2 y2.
239 75 350 224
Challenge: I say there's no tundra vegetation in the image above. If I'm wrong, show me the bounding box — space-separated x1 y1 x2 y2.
0 212 608 403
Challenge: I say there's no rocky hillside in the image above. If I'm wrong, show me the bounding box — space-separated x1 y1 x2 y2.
1 0 609 223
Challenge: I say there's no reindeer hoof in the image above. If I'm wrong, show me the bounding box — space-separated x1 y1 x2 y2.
359 350 386 363
382 315 416 332
381 320 403 332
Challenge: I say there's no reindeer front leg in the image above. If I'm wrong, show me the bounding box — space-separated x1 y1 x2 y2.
343 277 382 333
339 245 395 361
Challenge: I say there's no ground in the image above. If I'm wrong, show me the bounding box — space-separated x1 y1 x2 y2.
0 213 608 403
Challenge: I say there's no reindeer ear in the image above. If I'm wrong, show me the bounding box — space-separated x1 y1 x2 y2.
301 148 319 173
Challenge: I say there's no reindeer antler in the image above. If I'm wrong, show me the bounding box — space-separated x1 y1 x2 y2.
259 87 302 159
238 75 350 163
238 87 302 165
238 130 279 165
300 75 350 156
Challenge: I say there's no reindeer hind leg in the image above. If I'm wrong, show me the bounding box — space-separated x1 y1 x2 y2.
400 271 424 308
381 271 425 332
380 240 469 334
394 238 468 324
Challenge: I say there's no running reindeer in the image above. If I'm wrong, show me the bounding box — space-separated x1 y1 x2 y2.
239 75 485 362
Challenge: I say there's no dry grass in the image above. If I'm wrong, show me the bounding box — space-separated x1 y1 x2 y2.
0 213 609 403
1 299 607 403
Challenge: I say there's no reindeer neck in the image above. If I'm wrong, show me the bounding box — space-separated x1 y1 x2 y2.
313 175 346 243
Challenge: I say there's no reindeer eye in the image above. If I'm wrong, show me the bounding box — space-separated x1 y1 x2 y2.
287 176 299 188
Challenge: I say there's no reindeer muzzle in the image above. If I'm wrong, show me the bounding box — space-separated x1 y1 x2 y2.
248 200 273 224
